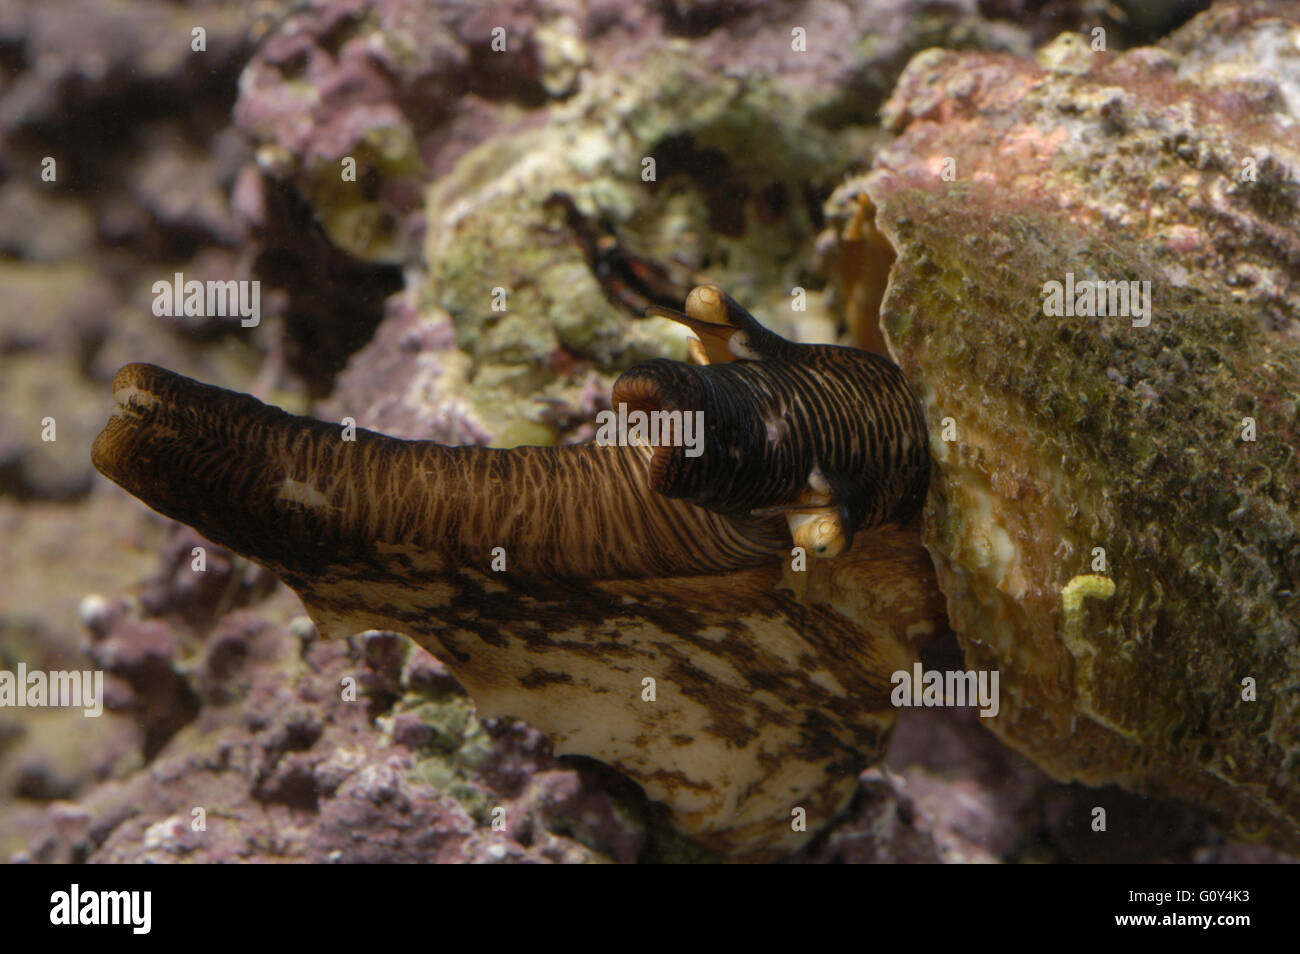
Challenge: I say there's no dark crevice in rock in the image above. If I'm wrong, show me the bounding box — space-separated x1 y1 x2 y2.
253 178 404 396
657 0 767 38
977 0 1214 47
647 134 750 237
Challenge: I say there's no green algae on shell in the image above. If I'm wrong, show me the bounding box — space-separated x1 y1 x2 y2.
832 2 1300 851
870 180 1300 849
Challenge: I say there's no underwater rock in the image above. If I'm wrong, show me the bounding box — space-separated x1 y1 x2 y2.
230 0 1037 266
846 0 1300 849
7 591 645 863
0 182 95 262
233 0 449 265
0 262 116 499
315 287 493 444
240 0 1043 437
0 0 280 504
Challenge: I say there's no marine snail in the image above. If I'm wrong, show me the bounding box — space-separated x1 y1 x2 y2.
91 285 940 858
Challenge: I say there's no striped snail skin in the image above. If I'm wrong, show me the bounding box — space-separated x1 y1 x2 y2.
619 285 930 559
90 285 940 859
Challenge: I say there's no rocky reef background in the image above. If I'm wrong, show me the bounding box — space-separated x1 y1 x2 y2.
0 0 1294 863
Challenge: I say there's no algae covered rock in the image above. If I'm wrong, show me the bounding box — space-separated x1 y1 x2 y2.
850 0 1300 848
303 0 1042 444
419 43 841 443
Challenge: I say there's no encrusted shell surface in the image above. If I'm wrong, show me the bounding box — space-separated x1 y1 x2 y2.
841 2 1300 848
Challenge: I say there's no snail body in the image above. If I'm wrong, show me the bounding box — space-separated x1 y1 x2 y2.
91 286 940 858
